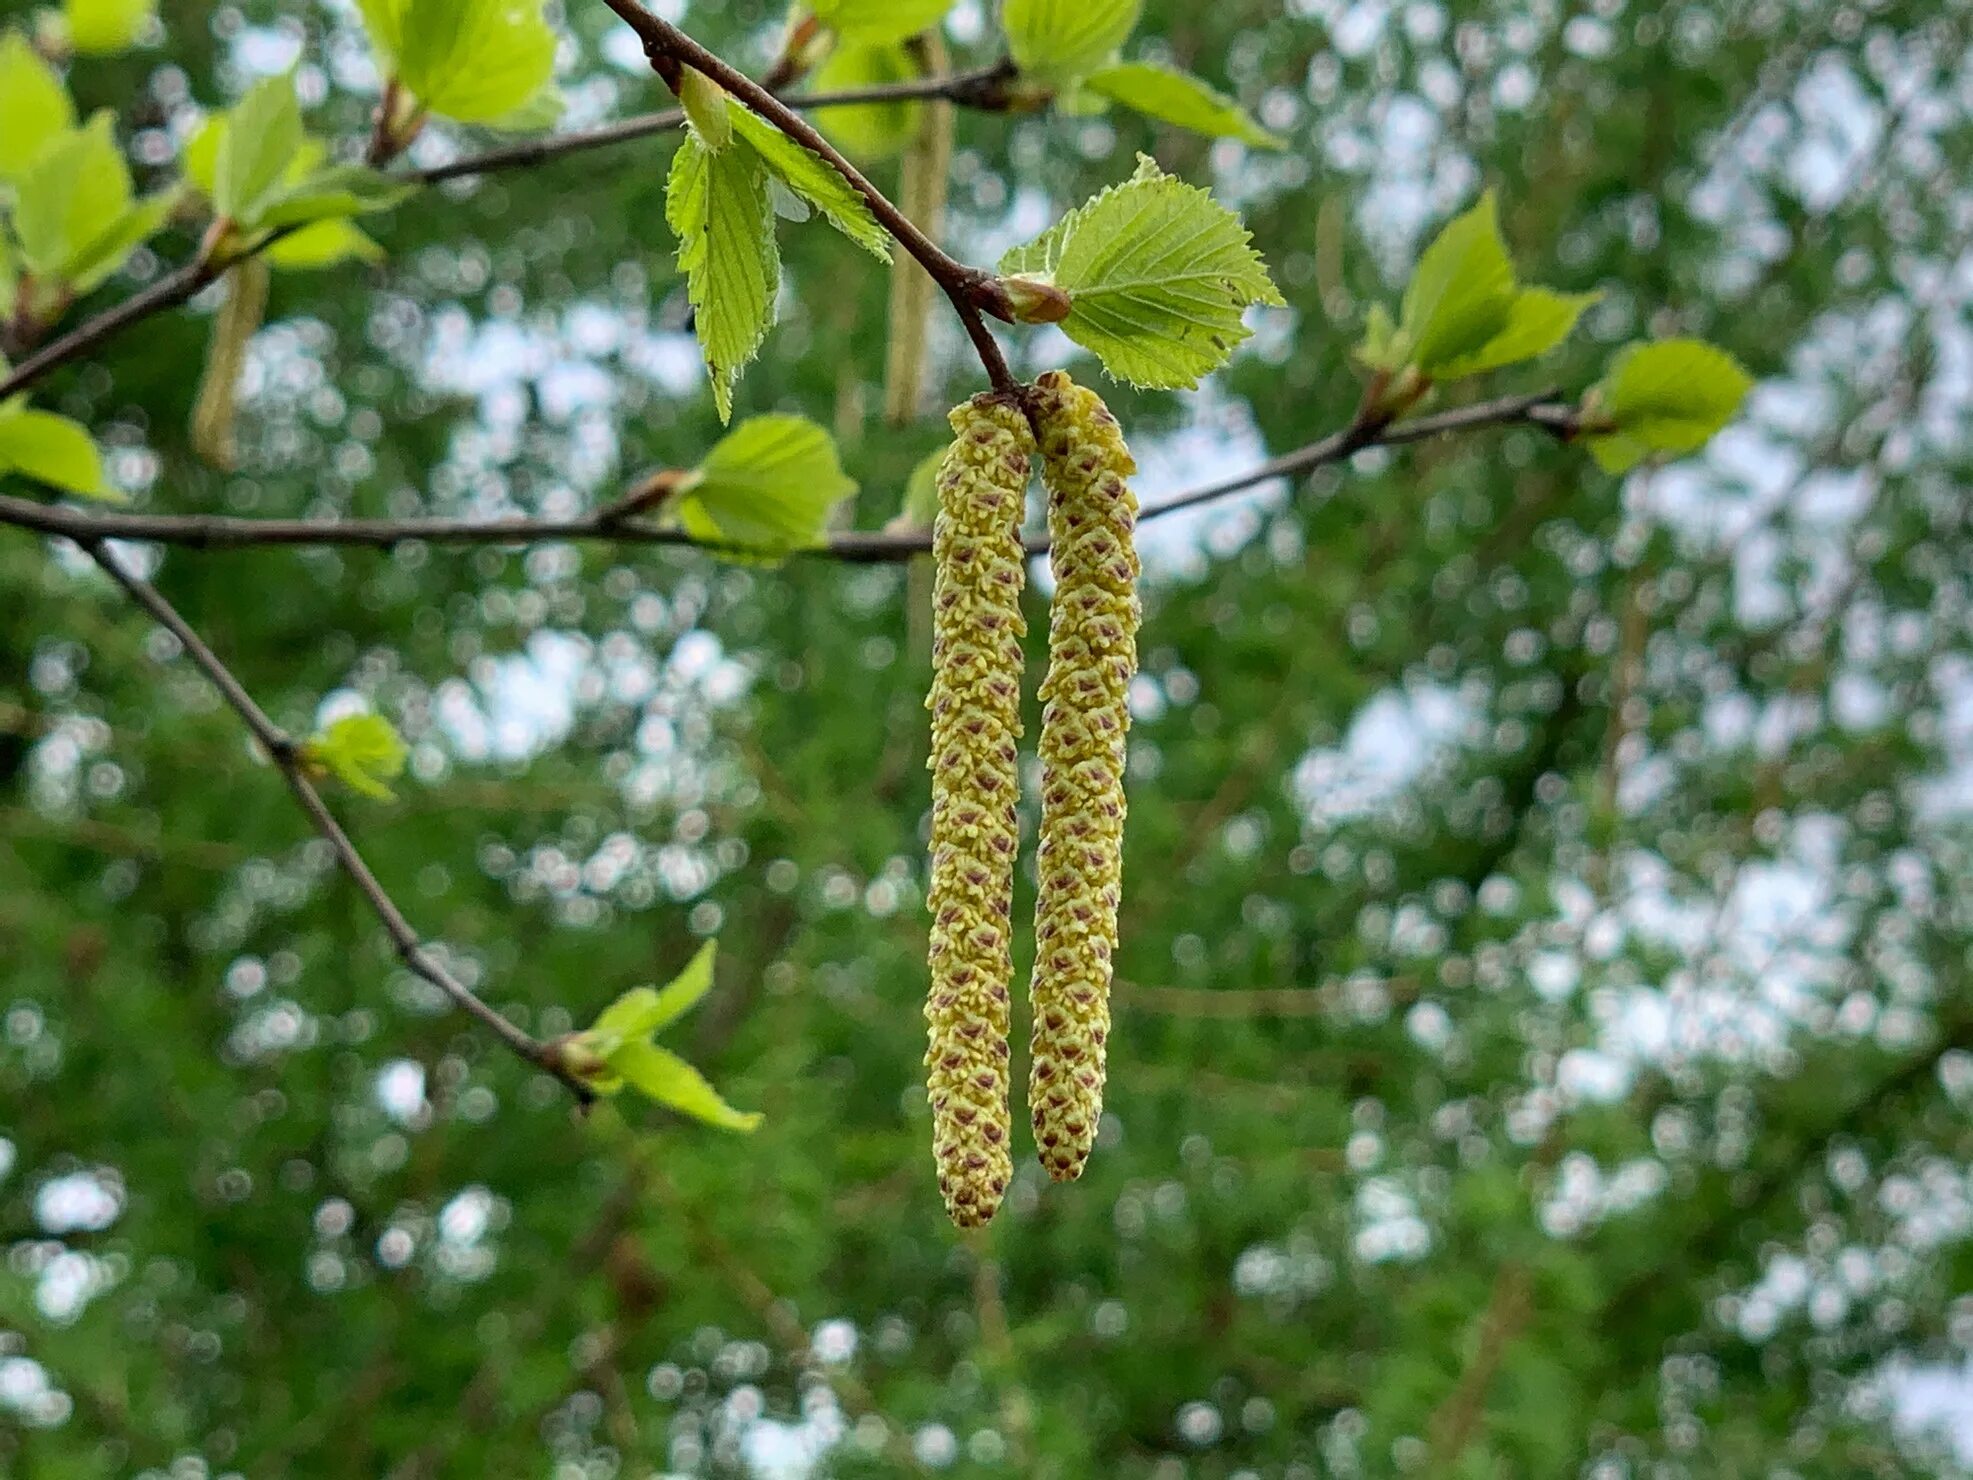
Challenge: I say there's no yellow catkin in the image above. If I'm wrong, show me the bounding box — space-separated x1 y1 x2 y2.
923 392 1035 1227
1027 369 1140 1182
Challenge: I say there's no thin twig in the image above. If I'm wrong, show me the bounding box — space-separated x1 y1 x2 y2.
0 69 1015 404
595 0 1019 393
0 391 1573 561
413 65 1014 186
80 539 592 1100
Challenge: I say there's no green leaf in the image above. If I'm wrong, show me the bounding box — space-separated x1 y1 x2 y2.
264 217 385 271
727 107 890 261
604 1040 761 1132
811 39 922 160
62 0 155 54
588 942 719 1050
0 33 75 185
675 414 857 554
678 67 734 152
0 407 114 500
1400 189 1516 372
253 165 414 229
484 81 565 133
666 128 780 423
181 114 222 198
1355 302 1403 372
302 713 409 801
13 114 133 279
1081 61 1282 149
1428 288 1600 379
999 154 1283 390
215 73 304 225
355 0 404 70
65 193 172 293
1003 0 1142 83
810 0 954 45
1584 338 1752 473
389 0 558 125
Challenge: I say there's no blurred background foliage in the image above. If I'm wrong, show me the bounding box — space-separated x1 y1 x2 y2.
5 0 1973 1475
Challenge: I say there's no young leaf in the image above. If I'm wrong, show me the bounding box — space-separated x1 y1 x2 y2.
810 0 954 46
484 82 566 133
368 0 558 125
0 407 114 500
0 34 75 184
215 73 305 226
1427 288 1600 379
727 107 890 261
677 67 734 153
63 0 155 54
302 712 409 801
264 218 385 271
588 942 719 1050
1583 338 1752 474
13 114 133 278
253 165 414 229
1359 191 1597 383
1003 0 1142 83
65 194 173 293
666 128 780 422
1081 61 1282 149
811 39 922 160
1399 189 1515 372
999 154 1283 390
605 1041 762 1132
673 414 857 553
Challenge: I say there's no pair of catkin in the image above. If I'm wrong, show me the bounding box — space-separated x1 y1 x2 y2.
924 371 1140 1227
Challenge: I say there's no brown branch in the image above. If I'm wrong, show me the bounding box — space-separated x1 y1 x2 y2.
0 69 1016 405
79 539 592 1101
594 0 1019 394
410 64 1016 187
0 390 1573 561
1426 1262 1532 1473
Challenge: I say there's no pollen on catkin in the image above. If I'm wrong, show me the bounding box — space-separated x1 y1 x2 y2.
1027 369 1141 1182
923 392 1035 1228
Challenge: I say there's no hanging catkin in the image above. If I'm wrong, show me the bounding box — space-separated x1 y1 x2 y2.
1028 369 1140 1182
923 392 1034 1227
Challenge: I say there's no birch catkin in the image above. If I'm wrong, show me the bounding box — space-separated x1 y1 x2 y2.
924 393 1034 1227
1028 369 1141 1182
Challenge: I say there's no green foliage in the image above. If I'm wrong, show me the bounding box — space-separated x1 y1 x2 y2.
1358 190 1595 380
8 112 169 297
1003 0 1142 84
1583 338 1753 473
61 0 154 54
564 943 762 1131
809 0 955 46
301 712 409 801
671 413 858 554
0 401 113 499
676 67 735 153
355 0 558 126
810 38 923 159
1080 60 1281 147
213 74 305 225
726 108 891 261
0 33 74 185
185 87 409 262
1 4 1965 1477
1001 153 1282 388
666 128 778 423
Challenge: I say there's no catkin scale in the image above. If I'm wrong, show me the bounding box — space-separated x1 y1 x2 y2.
923 394 1036 1228
1028 370 1141 1182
